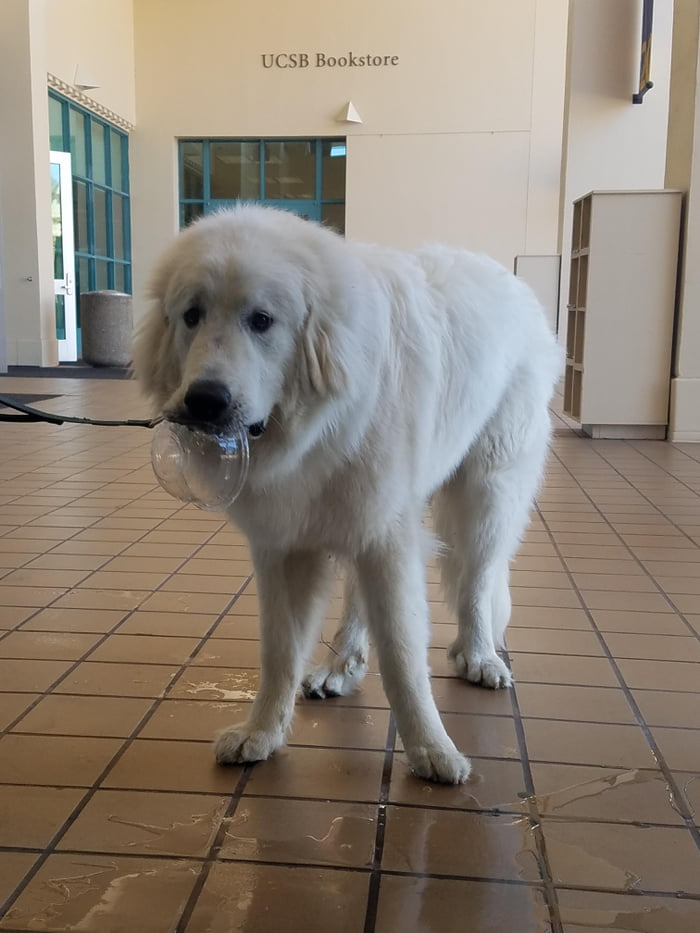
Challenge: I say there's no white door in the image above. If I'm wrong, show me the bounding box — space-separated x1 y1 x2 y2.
50 151 77 362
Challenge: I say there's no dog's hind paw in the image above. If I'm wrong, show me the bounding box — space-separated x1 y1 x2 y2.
448 643 513 689
214 723 283 765
408 744 472 784
302 654 368 699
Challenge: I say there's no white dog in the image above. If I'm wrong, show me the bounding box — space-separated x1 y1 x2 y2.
133 206 562 784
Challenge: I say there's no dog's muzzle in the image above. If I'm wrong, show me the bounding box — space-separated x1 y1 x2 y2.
177 380 267 439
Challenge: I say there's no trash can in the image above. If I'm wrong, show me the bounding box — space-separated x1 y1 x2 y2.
81 290 133 367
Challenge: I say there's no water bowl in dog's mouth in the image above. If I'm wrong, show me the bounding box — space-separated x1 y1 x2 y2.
150 421 249 511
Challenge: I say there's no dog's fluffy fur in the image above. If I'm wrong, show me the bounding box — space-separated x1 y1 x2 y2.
133 205 562 783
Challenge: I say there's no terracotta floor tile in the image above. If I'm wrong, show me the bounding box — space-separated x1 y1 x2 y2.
0 785 86 847
89 633 201 665
528 763 684 824
190 638 261 668
523 720 657 769
99 555 185 574
509 653 618 687
184 862 369 933
244 746 385 802
382 806 541 880
604 632 700 662
14 694 152 737
650 727 700 771
389 754 527 811
0 630 102 660
632 689 700 728
138 591 233 614
668 592 700 613
0 734 122 787
101 739 243 793
54 661 180 698
219 796 377 867
289 704 390 750
0 605 35 629
57 789 228 857
509 605 592 630
375 876 550 933
0 692 39 730
414 712 520 760
212 616 260 639
169 666 259 702
590 609 691 635
429 677 515 715
51 588 149 611
506 628 604 657
516 684 635 724
556 889 700 933
510 587 582 609
579 590 673 613
138 699 252 741
615 658 700 692
23 553 110 572
0 854 199 932
18 607 128 633
0 853 39 908
0 584 67 606
0 657 73 692
118 610 216 637
543 820 700 893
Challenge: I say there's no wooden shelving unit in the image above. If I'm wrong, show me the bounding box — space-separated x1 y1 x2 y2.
563 190 683 438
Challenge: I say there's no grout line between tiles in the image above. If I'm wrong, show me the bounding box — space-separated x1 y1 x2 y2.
362 715 396 933
172 765 254 933
504 645 563 933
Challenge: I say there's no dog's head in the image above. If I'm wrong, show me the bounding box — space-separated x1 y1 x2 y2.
133 207 351 439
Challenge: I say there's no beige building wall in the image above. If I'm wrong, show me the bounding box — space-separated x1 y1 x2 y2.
0 0 135 367
130 0 569 318
558 0 674 334
45 0 136 124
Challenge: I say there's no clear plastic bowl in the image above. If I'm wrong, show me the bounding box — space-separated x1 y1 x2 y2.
150 421 249 511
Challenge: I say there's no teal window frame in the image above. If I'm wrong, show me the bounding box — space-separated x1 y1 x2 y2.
48 91 132 316
178 138 346 232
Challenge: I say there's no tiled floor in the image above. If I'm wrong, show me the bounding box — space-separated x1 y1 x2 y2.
0 373 699 932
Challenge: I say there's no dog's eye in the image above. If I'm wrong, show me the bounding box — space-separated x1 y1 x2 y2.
248 310 273 334
183 306 203 329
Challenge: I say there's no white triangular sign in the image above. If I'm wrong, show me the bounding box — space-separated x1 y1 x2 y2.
74 66 100 91
335 101 363 124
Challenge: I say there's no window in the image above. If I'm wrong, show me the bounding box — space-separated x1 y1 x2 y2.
179 138 346 234
48 92 131 326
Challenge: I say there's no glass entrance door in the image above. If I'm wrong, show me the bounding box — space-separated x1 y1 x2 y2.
50 151 77 361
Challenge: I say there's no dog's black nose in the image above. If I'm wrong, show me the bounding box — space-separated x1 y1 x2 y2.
183 380 232 423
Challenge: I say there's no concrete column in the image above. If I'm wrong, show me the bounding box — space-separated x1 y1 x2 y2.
666 0 700 441
0 0 58 366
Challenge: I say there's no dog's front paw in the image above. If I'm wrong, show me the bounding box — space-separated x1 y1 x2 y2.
214 723 283 765
448 642 513 689
408 744 472 784
302 653 368 699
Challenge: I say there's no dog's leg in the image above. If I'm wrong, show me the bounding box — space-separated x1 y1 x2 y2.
302 570 369 699
435 401 551 689
356 520 471 784
215 548 334 765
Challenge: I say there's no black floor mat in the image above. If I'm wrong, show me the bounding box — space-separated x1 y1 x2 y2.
0 393 60 408
4 365 130 380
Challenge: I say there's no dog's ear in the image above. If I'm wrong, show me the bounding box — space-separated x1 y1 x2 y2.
299 302 347 397
131 302 180 411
